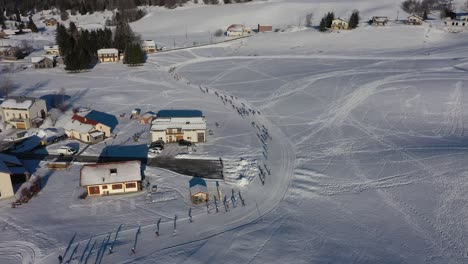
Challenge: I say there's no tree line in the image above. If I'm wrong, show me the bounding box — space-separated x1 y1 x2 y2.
56 20 145 71
400 0 455 19
0 0 251 17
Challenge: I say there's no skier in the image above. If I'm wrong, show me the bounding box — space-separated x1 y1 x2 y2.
58 255 63 263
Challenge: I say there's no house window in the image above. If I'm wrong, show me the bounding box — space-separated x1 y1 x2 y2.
87 135 90 141
102 185 108 189
25 114 28 118
112 184 122 190
126 182 136 189
110 168 117 175
88 186 100 194
158 137 163 140
187 137 191 140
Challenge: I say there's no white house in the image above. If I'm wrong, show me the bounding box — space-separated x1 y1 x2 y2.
142 40 156 53
80 160 142 196
44 45 60 56
0 96 48 129
407 14 423 25
0 154 29 199
331 18 349 30
151 110 206 143
97 48 119 63
226 24 245 37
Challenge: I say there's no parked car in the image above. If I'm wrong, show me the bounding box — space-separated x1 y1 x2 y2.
178 139 192 146
149 140 164 150
57 146 78 156
148 147 162 154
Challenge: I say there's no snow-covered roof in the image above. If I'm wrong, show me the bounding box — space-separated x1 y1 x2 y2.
3 29 18 35
63 119 94 134
44 45 59 51
0 153 26 175
142 40 155 47
151 116 206 131
227 24 244 32
408 14 423 20
90 131 104 137
71 110 118 132
373 16 388 22
80 160 142 186
1 96 42 110
332 18 348 23
141 112 156 119
97 48 118 55
31 57 44 63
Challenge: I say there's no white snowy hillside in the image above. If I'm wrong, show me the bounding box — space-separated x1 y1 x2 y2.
2 0 468 264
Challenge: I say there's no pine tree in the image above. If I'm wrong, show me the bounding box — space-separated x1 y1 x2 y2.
15 9 21 22
28 16 38 32
114 21 134 52
325 12 335 28
348 10 360 29
319 17 327 32
123 42 145 66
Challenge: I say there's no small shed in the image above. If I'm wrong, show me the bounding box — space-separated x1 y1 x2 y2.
372 16 388 26
31 56 55 69
257 24 273 32
139 111 157 124
189 177 209 204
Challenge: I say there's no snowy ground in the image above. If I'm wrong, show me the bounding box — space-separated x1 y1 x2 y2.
2 0 468 263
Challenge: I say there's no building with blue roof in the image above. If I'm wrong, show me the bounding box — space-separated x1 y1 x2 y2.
151 109 206 143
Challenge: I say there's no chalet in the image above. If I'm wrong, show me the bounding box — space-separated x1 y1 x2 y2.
97 48 119 63
226 24 245 37
331 18 349 30
139 111 157 124
0 46 23 60
257 24 273 32
150 110 206 143
0 154 29 199
44 18 58 27
142 40 157 54
372 16 389 26
189 177 209 204
31 56 56 69
0 96 47 129
64 109 117 144
407 14 423 25
44 45 60 56
80 160 142 196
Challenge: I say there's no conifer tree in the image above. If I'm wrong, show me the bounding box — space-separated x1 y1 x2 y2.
28 16 38 32
348 10 360 29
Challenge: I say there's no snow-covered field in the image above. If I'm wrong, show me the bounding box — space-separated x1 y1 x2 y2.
2 0 468 263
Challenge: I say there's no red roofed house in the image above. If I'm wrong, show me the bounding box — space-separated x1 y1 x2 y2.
63 109 118 144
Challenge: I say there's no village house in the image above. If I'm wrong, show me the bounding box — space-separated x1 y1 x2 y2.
0 154 29 199
44 18 58 27
226 24 245 36
142 40 157 54
150 110 207 143
189 177 209 204
407 14 423 25
44 45 60 56
63 109 117 144
97 48 119 63
331 18 349 30
80 160 142 196
372 16 389 26
0 96 47 129
0 46 24 60
139 111 157 124
257 24 273 32
31 56 56 69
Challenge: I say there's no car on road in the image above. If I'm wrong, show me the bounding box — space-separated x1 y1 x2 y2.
57 146 78 156
148 146 162 154
178 139 192 146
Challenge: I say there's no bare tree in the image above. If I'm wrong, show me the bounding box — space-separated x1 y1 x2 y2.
214 29 223 37
306 13 313 27
49 108 61 126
